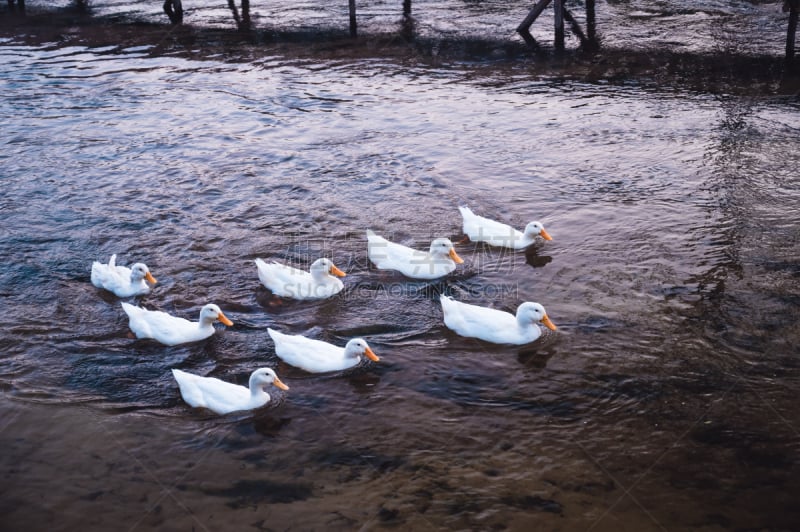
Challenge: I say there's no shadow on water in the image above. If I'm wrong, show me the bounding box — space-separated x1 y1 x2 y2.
198 478 314 506
524 246 553 269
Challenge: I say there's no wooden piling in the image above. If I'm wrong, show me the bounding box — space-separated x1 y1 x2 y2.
563 7 587 47
227 0 241 28
349 0 357 37
163 0 183 24
787 1 799 60
554 0 564 49
517 0 552 47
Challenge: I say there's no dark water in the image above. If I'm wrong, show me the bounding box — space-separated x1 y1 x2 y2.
2 1 800 530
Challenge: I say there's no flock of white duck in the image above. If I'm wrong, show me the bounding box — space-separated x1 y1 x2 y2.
90 206 555 415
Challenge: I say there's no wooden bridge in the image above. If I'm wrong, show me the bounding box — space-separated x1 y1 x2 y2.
163 0 800 60
6 0 800 60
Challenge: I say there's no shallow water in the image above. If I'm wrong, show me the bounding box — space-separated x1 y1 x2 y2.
1 2 800 531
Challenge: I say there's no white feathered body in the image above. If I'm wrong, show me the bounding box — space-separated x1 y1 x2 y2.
121 303 218 346
91 254 153 297
269 328 364 373
459 207 531 250
255 258 343 300
440 296 543 345
172 369 270 415
366 230 459 280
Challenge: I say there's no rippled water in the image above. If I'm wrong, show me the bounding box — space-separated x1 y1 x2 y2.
1 3 800 530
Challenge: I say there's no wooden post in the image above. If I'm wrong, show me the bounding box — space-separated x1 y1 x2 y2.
517 0 553 48
174 0 183 23
586 0 597 45
242 0 250 30
403 0 411 17
787 1 799 60
563 7 587 47
349 0 357 37
554 0 564 49
227 0 241 28
163 0 183 24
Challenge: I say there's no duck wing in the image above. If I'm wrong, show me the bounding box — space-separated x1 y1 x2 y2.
268 328 350 373
91 254 131 292
172 369 251 414
255 258 313 297
441 296 518 341
459 207 521 242
121 303 198 345
367 230 436 278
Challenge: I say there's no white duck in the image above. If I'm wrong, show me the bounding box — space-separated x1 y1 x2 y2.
91 254 157 297
254 257 346 300
458 206 552 249
172 367 289 415
121 302 233 346
366 229 464 280
440 295 557 345
268 328 379 373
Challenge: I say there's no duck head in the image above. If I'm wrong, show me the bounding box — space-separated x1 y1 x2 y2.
344 338 380 362
199 304 233 326
310 258 346 280
131 263 157 284
523 221 552 241
516 302 557 331
250 367 289 391
429 238 464 264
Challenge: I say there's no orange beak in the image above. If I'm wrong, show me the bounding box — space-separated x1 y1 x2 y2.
273 377 289 391
364 346 380 362
329 265 347 277
541 314 557 331
145 271 157 284
449 248 464 264
540 228 553 241
218 312 234 327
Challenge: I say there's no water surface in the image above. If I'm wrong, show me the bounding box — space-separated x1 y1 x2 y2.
1 4 800 531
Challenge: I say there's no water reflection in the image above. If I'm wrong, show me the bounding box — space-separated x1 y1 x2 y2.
345 371 382 394
524 246 553 268
250 413 292 437
516 343 557 369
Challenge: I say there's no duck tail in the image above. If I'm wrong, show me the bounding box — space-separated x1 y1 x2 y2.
120 301 139 317
439 295 454 313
